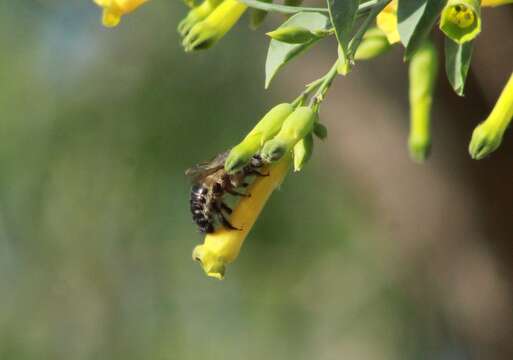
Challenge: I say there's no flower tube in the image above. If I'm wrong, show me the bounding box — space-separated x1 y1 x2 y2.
192 155 291 279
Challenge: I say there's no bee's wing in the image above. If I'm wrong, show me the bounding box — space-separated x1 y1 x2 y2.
185 151 229 182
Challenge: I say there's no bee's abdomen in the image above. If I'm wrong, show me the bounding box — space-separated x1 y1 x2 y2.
190 185 214 233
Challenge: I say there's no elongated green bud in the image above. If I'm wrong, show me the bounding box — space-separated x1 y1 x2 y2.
182 0 247 51
440 0 481 44
408 40 438 163
266 26 319 44
354 27 392 61
225 103 294 172
293 133 313 171
469 73 513 159
250 0 272 29
261 106 316 162
178 0 221 36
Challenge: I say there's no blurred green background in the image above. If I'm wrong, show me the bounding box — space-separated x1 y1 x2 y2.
1 1 513 359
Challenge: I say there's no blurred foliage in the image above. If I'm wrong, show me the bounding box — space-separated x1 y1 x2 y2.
0 1 470 360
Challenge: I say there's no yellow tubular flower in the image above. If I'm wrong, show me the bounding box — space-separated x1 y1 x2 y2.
193 156 291 279
94 0 149 27
481 0 513 6
376 0 400 45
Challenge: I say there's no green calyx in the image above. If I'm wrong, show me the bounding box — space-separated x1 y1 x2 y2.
468 122 504 160
266 26 320 44
440 0 481 44
182 0 247 51
408 40 438 163
178 0 218 36
225 103 294 173
293 133 313 171
261 106 316 162
469 73 513 159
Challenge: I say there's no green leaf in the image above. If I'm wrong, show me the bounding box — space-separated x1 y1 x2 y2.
327 0 359 57
397 0 445 59
445 37 473 96
265 12 329 88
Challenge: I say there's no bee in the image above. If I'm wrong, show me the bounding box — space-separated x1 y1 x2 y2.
185 151 267 233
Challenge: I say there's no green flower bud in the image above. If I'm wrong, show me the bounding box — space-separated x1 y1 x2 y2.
440 0 481 44
182 0 247 51
250 0 272 30
313 122 328 140
178 0 221 36
261 106 316 162
225 103 294 173
408 40 438 163
354 27 392 61
293 133 313 171
469 73 513 160
266 26 319 44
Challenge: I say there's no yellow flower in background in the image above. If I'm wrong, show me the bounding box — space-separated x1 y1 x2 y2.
94 0 149 27
376 0 400 45
193 156 291 279
481 0 513 6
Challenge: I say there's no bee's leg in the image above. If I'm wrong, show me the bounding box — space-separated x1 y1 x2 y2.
227 189 250 197
241 182 249 188
221 202 232 214
214 206 240 231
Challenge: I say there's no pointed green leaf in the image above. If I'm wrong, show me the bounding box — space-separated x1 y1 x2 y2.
445 37 473 96
265 12 329 88
397 0 445 59
327 0 359 58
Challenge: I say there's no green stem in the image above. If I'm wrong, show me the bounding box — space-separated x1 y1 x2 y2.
237 0 382 15
291 77 325 107
310 60 339 107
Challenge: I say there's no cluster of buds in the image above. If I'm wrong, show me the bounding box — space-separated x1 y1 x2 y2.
194 103 319 278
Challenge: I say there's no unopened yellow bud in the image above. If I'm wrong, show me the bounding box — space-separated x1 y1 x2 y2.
225 103 294 173
193 156 291 279
376 0 400 45
182 0 247 51
469 73 513 159
261 106 316 162
266 26 318 44
440 0 481 44
93 0 149 27
408 40 438 163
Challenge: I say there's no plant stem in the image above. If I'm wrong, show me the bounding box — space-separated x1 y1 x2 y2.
310 60 339 107
237 0 383 15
